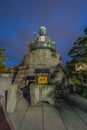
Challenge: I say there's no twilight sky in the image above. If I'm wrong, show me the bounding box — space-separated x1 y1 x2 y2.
0 0 87 68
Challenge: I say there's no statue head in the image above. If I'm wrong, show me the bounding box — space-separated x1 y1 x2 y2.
39 26 46 35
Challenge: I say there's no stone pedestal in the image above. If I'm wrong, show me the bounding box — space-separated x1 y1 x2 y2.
30 84 55 105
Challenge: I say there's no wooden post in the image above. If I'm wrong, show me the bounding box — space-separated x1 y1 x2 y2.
80 71 83 96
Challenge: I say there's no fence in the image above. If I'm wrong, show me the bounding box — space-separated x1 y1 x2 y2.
75 84 87 98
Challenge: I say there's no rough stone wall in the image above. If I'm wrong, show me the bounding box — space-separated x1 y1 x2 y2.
14 51 61 89
14 67 29 89
23 54 30 66
30 84 55 105
28 51 61 69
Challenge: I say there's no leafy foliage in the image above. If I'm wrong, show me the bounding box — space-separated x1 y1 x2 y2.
66 28 87 98
0 48 6 70
67 28 87 65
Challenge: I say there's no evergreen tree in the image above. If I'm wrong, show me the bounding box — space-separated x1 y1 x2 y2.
66 27 87 79
67 28 87 66
0 48 6 69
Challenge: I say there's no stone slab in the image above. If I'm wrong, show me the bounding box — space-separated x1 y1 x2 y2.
7 85 17 113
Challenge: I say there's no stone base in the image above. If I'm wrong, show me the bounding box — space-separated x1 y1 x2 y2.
30 84 55 105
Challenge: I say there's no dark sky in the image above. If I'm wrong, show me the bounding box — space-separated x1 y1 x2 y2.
0 0 87 68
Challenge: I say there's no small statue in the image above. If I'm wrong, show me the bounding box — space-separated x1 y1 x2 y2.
39 26 46 35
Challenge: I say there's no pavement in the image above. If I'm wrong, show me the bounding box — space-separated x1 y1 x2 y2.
8 93 66 130
0 78 66 130
68 93 87 108
8 93 87 130
0 77 87 130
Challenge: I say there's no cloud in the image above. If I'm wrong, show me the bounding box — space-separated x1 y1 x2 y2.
0 0 87 68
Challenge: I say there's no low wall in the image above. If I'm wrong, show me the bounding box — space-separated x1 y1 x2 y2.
1 73 10 78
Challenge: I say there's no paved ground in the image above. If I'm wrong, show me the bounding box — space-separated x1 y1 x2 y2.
0 77 87 130
8 96 87 130
9 102 67 130
68 93 87 108
56 97 87 130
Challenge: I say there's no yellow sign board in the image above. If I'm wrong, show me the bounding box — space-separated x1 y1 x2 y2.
75 62 87 71
37 76 48 84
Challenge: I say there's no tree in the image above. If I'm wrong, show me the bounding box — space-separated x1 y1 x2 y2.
67 28 87 66
0 48 6 70
66 28 87 80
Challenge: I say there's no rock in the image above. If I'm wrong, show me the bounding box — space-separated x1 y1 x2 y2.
7 85 17 113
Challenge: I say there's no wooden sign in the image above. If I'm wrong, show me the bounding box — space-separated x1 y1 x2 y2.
75 62 87 71
37 76 48 84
